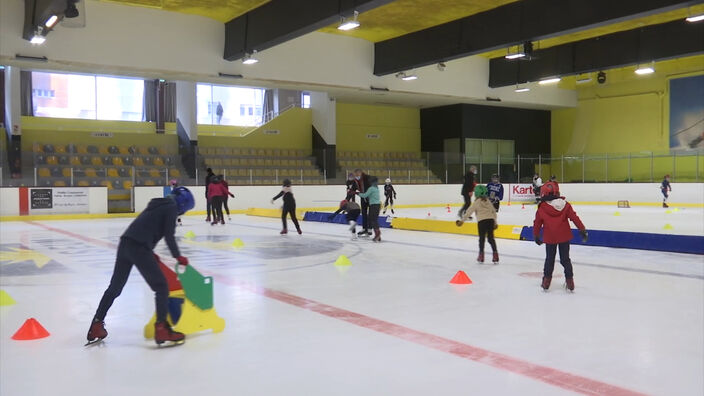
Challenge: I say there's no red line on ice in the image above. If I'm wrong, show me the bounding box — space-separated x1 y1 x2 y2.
28 221 648 396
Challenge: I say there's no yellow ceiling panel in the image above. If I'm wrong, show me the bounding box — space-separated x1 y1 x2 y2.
99 0 271 22
319 0 520 42
482 4 704 59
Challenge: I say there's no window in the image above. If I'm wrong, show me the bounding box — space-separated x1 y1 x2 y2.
465 138 514 164
31 71 143 121
301 92 311 109
197 83 264 126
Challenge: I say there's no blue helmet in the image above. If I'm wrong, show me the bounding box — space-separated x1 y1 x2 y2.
171 186 195 214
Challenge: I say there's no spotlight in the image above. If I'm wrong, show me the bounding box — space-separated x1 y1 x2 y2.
65 0 79 18
338 11 360 31
538 77 561 85
437 62 446 71
396 72 417 81
576 74 592 84
45 15 58 28
597 71 607 84
686 14 704 22
30 27 46 45
505 41 532 60
635 65 655 75
514 85 530 93
242 51 258 65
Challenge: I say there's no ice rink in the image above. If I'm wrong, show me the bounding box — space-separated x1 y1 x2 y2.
1 213 703 396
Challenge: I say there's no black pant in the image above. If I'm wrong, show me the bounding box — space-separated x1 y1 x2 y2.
477 219 497 253
206 200 212 218
368 204 381 230
384 195 394 208
460 193 472 215
543 242 574 279
492 200 500 212
346 209 361 223
360 199 370 230
94 238 168 323
282 204 300 230
223 196 230 215
211 196 224 222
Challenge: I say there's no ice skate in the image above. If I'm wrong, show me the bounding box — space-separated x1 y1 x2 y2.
382 207 387 214
220 219 225 225
228 216 232 221
205 216 210 222
348 221 357 233
477 252 484 263
391 208 395 215
541 276 552 292
358 229 370 237
296 228 302 235
565 278 575 292
663 202 669 208
350 233 358 241
492 251 499 264
154 321 185 347
280 229 288 235
85 319 107 346
372 229 381 242
211 221 218 226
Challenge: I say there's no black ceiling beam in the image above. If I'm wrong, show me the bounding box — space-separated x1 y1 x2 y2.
488 19 704 87
224 0 394 61
373 0 701 76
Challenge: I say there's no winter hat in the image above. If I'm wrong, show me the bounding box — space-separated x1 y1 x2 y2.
474 185 488 198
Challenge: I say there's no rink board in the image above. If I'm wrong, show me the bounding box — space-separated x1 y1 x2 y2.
520 227 704 255
303 212 393 228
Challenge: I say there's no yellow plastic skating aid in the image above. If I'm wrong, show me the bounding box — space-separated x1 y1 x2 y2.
144 297 225 339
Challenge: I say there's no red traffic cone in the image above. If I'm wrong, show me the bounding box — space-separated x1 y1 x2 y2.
12 318 50 340
446 204 451 213
449 270 472 285
521 203 525 209
507 201 511 206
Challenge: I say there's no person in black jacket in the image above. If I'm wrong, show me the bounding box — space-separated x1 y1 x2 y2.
272 179 302 235
204 168 215 222
87 187 195 346
345 172 358 201
353 168 371 236
459 165 477 219
382 178 397 215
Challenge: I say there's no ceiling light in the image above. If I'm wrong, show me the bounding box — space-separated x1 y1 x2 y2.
686 14 704 22
576 77 592 84
65 0 79 18
338 11 360 31
538 77 561 85
514 86 530 93
45 15 58 28
242 51 258 65
396 72 417 81
30 27 46 44
505 42 532 60
635 65 655 75
505 53 525 60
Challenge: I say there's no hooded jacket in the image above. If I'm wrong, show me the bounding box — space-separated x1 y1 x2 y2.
207 180 229 200
461 172 476 196
357 183 380 205
461 197 497 223
122 197 180 257
533 198 585 244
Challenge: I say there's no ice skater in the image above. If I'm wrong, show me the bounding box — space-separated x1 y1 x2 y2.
456 185 499 264
532 173 543 204
356 176 382 242
330 199 362 240
533 181 587 292
354 169 371 236
486 174 504 212
204 167 215 222
87 187 194 346
272 179 302 235
382 178 397 215
459 165 477 219
661 174 672 208
345 172 358 201
208 175 229 225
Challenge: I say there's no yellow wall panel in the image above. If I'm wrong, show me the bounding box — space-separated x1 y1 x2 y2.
336 103 420 153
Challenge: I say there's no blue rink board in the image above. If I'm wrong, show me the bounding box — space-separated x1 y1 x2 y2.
303 212 393 228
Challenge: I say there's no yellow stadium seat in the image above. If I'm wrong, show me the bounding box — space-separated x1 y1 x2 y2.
100 180 113 189
85 168 97 177
91 157 103 166
256 149 265 156
107 169 119 178
144 180 156 186
169 169 181 178
222 159 232 166
134 157 145 167
46 156 59 165
255 159 265 166
153 157 165 167
212 159 222 167
77 145 88 154
111 157 123 166
230 158 240 166
55 146 67 154
38 168 51 178
62 168 72 178
265 149 273 156
123 180 133 190
149 169 161 178
33 144 44 153
237 169 248 177
231 148 241 156
118 146 130 155
99 146 110 155
70 156 81 166
54 180 67 187
77 180 90 187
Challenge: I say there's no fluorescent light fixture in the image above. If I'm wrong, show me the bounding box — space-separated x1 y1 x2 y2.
538 77 561 85
242 51 258 65
576 75 592 84
514 86 530 93
396 72 417 81
635 66 655 75
338 11 360 31
45 15 58 28
30 35 46 44
686 14 704 22
505 53 526 60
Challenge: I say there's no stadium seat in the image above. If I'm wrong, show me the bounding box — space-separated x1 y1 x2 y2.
50 168 62 177
62 168 72 178
169 169 181 178
46 156 59 165
144 180 156 186
77 180 90 187
100 180 114 189
77 145 89 154
107 168 119 178
70 156 81 166
87 145 99 154
134 157 145 166
149 169 161 178
38 168 51 178
44 144 55 153
54 180 67 187
85 168 97 178
91 157 103 166
118 168 131 178
153 157 164 167
112 157 124 166
123 180 133 190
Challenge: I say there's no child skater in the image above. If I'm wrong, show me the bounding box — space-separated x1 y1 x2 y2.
533 181 588 292
661 174 672 208
382 178 397 215
169 179 182 226
345 172 357 201
456 185 499 264
272 179 302 235
459 165 477 219
86 187 194 346
330 199 362 240
221 176 235 220
207 175 228 225
486 174 504 212
356 176 382 242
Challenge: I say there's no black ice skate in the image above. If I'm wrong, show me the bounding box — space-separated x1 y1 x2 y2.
154 321 185 347
492 251 499 264
296 228 302 235
662 202 669 208
85 319 107 346
477 252 484 263
358 230 370 237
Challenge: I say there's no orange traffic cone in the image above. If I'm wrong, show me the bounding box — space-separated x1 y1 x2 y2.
521 203 525 209
446 204 451 213
507 201 511 206
12 318 50 340
449 270 472 285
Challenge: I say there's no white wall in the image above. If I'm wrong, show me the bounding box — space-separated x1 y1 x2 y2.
0 187 108 216
0 188 20 215
0 0 576 109
310 91 336 144
135 183 704 214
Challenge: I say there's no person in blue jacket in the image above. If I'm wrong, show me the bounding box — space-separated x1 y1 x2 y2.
87 187 195 346
487 174 504 212
357 176 382 242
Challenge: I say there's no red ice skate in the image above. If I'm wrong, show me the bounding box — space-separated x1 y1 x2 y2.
477 252 484 263
220 219 225 225
86 319 107 345
541 276 552 291
205 216 211 222
280 229 288 235
565 278 575 292
372 228 381 242
154 321 185 346
492 251 499 264
296 228 302 235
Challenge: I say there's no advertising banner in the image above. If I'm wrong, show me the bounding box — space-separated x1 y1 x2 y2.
29 188 90 214
508 184 536 202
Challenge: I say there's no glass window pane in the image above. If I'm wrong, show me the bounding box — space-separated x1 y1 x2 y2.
196 83 213 125
481 140 498 162
211 85 264 126
302 93 311 108
96 76 144 121
32 72 96 119
465 138 481 163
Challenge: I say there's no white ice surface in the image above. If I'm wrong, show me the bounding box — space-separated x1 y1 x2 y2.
0 215 702 396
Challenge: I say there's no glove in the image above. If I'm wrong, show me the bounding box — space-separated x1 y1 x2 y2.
176 256 189 266
455 220 464 227
229 193 235 198
579 230 588 242
534 237 543 246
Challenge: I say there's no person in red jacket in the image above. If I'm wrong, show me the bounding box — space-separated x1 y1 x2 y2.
207 175 229 225
533 181 587 292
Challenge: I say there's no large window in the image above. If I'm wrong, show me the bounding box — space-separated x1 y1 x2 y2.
31 72 144 121
197 83 264 126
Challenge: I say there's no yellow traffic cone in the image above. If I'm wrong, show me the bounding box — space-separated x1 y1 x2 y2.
231 238 244 248
334 255 352 266
0 290 16 306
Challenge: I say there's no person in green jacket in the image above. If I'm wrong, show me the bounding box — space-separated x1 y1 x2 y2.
357 176 382 242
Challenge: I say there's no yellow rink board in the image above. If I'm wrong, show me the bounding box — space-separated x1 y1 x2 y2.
390 217 524 240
